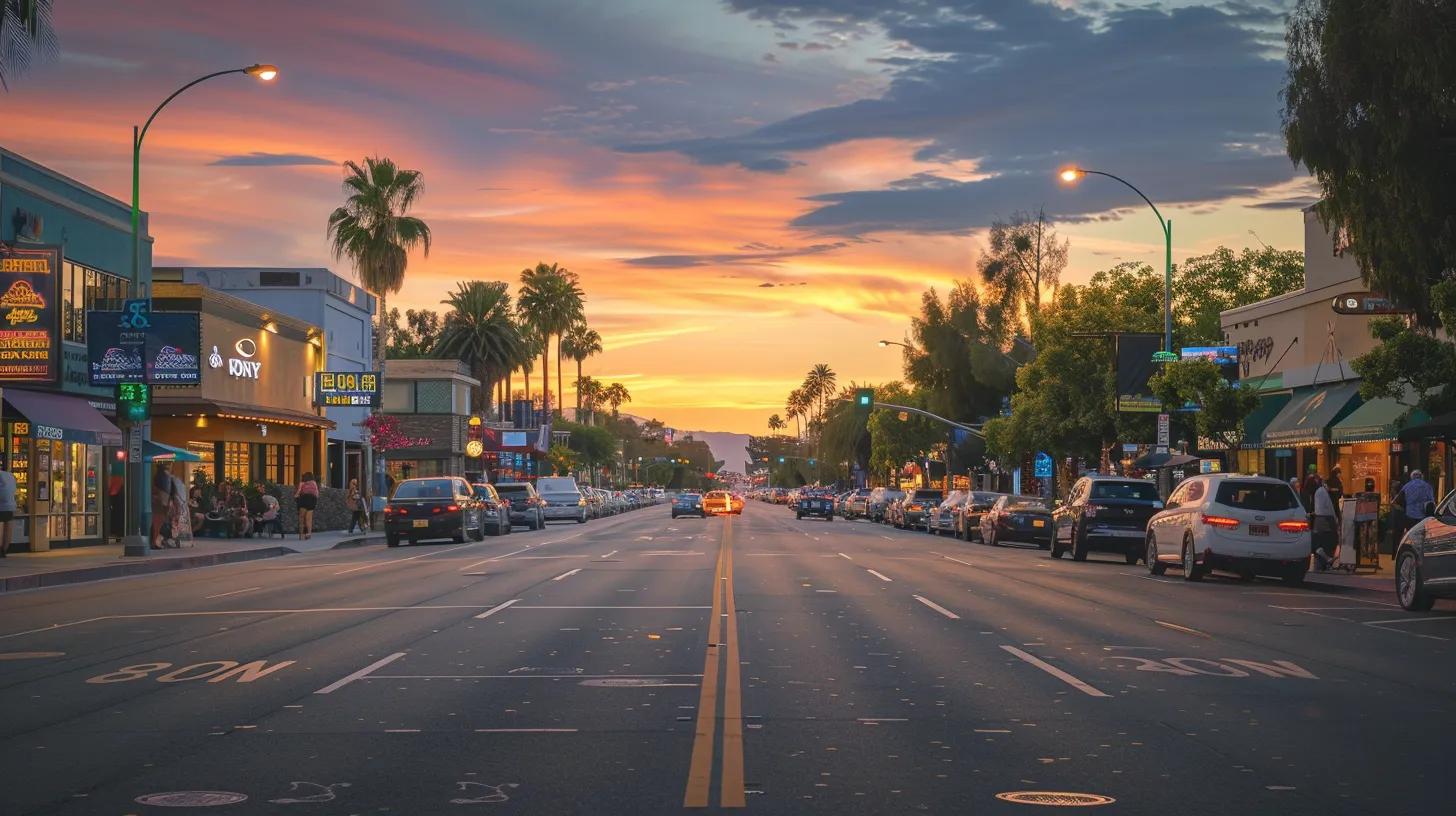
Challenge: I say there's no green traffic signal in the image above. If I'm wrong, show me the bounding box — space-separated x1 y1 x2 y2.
116 382 151 422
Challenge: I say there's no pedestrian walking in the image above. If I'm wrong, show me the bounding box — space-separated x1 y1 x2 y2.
1397 470 1436 525
1327 465 1345 505
345 478 367 534
1311 475 1337 571
0 459 17 557
294 472 320 540
151 463 180 548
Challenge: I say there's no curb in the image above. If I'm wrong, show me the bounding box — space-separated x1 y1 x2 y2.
0 546 297 593
331 534 385 550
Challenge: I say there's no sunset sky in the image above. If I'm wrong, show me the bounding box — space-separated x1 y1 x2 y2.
1 0 1314 434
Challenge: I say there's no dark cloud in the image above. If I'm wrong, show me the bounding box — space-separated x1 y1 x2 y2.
1249 196 1319 210
622 241 849 268
210 152 333 167
622 1 1300 234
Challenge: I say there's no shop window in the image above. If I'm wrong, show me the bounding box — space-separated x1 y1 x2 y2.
416 381 452 413
60 260 127 343
186 442 215 483
224 441 251 483
383 381 415 413
283 445 298 486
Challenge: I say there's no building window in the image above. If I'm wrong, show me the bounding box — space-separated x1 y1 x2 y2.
416 380 452 413
383 381 415 413
60 261 127 343
224 442 250 483
186 442 215 483
260 270 300 287
283 444 298 486
453 381 471 415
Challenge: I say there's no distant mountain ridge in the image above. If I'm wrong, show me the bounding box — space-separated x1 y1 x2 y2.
614 414 752 473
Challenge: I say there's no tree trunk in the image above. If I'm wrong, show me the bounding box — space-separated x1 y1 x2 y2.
575 358 584 421
541 340 550 421
556 339 564 420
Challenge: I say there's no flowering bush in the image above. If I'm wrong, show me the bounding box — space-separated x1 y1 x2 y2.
363 414 431 452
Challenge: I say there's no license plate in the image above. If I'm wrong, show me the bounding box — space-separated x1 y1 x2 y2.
1249 524 1268 536
413 519 429 528
1032 519 1045 528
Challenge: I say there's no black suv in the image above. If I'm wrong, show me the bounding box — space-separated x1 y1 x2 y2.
1052 476 1163 563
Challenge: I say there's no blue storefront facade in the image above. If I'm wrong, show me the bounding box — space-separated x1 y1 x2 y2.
0 147 149 550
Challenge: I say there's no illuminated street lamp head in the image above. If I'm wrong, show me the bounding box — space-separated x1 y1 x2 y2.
1059 167 1084 184
244 63 279 81
878 339 890 347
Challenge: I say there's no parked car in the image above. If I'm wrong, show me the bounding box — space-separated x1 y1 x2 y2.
891 489 943 530
1396 489 1456 610
981 494 1054 548
383 477 485 547
796 491 835 521
470 483 513 536
868 488 905 524
672 492 706 518
703 490 743 515
535 477 588 524
928 490 967 535
494 482 545 530
1052 476 1165 562
955 491 1004 541
843 488 872 519
583 487 607 518
1147 474 1311 584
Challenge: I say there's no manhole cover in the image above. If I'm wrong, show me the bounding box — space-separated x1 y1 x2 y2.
995 791 1116 807
135 791 249 807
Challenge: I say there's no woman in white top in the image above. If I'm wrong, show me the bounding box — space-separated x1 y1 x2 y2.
1311 476 1337 571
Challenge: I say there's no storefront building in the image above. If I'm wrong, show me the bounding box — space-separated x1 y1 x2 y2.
157 267 375 489
379 359 476 488
1222 207 1437 499
0 148 147 550
150 283 331 490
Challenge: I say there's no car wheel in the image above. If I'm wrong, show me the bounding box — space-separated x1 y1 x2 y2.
577 514 587 524
472 518 486 541
987 528 999 548
1124 546 1140 565
1396 550 1435 611
671 512 678 519
1039 534 1052 551
796 513 803 520
825 514 832 522
453 521 467 544
1049 531 1064 558
1181 535 1205 582
387 534 401 548
1147 536 1166 575
1281 562 1306 586
1071 524 1090 561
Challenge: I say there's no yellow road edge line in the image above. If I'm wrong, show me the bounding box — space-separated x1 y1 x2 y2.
683 529 727 808
720 518 746 807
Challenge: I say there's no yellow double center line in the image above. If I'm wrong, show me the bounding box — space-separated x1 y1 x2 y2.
683 517 746 808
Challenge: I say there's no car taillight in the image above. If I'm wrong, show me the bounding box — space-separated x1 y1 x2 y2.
1278 520 1310 532
447 504 460 512
382 506 395 516
1083 504 1104 517
1201 514 1241 529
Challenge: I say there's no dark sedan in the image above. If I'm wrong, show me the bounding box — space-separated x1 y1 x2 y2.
955 491 1005 541
980 495 1054 548
383 477 485 547
797 492 835 521
672 492 705 518
471 483 513 536
1052 476 1163 563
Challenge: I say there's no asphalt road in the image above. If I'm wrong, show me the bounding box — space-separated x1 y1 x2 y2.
2 501 1453 815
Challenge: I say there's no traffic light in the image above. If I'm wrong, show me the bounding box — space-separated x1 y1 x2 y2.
808 459 817 466
777 456 786 464
853 388 873 418
116 382 150 422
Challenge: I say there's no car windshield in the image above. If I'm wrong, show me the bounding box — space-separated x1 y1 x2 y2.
472 485 495 499
495 485 530 498
1090 481 1160 500
1008 498 1050 511
912 490 943 502
392 479 455 499
1215 480 1301 511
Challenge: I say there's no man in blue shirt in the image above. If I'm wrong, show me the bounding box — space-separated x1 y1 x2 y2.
1398 470 1436 521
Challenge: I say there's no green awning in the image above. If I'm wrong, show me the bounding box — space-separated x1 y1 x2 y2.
1331 394 1428 444
1239 391 1292 449
1262 382 1363 447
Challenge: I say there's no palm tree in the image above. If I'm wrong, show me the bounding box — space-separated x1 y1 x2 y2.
604 382 632 417
433 281 522 416
515 326 542 416
517 262 585 419
767 414 786 435
576 375 606 425
786 388 808 438
1 1 58 91
561 322 603 421
808 363 837 421
327 157 432 367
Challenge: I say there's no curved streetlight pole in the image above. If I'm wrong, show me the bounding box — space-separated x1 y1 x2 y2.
1060 167 1174 357
130 64 278 291
123 64 277 558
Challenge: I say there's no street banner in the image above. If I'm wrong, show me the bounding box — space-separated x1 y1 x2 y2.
1034 451 1053 478
1157 413 1170 449
1180 345 1240 385
1115 333 1162 412
0 243 61 382
87 310 201 385
146 314 201 384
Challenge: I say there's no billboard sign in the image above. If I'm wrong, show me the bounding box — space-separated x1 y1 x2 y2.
314 371 381 407
1115 333 1162 412
87 310 201 385
0 243 60 382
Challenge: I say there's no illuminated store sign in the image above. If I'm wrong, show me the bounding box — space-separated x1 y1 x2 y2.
0 243 60 382
314 371 381 407
209 337 262 379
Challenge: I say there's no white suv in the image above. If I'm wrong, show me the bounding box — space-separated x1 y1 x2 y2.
535 477 588 524
1145 474 1310 585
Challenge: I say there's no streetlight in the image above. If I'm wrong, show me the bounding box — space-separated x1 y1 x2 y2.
122 64 277 558
1059 167 1176 361
877 339 909 349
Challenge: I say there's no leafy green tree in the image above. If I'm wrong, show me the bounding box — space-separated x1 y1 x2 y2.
977 209 1068 341
1175 247 1305 345
517 262 585 417
327 157 432 364
904 281 1017 423
382 308 442 359
433 281 522 415
866 382 941 483
1151 359 1261 451
547 443 579 476
1 0 58 90
1282 0 1456 321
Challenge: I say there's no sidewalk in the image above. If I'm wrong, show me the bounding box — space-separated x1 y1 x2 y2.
0 529 384 593
1300 559 1395 596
